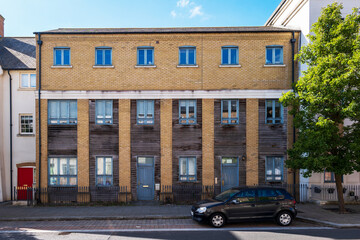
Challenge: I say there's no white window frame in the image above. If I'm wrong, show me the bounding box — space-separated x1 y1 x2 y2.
20 73 36 89
19 114 34 135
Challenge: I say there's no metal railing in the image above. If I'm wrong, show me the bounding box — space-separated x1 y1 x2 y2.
309 184 360 202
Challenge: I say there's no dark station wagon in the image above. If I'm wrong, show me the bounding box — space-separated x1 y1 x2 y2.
191 187 297 227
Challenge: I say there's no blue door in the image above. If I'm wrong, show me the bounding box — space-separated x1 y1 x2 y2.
221 157 239 191
137 157 155 200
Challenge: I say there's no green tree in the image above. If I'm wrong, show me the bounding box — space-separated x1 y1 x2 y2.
280 3 360 213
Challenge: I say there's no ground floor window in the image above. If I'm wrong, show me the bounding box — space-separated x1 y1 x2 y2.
179 157 196 181
96 156 113 186
265 156 283 182
49 157 77 186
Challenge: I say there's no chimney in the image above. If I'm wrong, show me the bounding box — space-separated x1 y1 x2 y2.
0 15 4 38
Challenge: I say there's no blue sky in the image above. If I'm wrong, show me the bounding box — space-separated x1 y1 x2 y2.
1 0 282 37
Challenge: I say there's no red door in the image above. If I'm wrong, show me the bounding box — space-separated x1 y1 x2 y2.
17 168 33 200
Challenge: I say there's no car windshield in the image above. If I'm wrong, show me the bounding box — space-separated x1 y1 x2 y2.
214 189 239 202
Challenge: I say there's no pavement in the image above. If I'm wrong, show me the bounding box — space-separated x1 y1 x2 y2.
0 202 359 228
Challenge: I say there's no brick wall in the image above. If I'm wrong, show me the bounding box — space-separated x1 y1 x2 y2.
77 99 89 187
118 100 131 188
35 99 48 188
246 99 259 185
202 99 214 186
160 99 172 187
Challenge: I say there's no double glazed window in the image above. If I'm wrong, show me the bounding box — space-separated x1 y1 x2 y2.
20 114 33 134
137 100 154 125
137 47 154 65
95 100 113 124
266 46 283 65
21 74 36 88
265 156 284 182
49 157 77 186
54 47 70 66
179 100 196 125
221 46 238 65
179 46 196 65
221 100 239 124
48 100 77 125
96 157 113 186
266 100 283 124
95 47 112 65
179 157 196 181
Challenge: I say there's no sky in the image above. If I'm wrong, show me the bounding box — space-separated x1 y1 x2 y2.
0 0 282 37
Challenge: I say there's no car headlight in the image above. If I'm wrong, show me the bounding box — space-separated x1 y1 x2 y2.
196 207 207 213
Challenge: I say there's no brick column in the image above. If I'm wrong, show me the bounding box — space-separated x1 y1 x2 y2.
119 100 131 195
36 99 48 188
246 99 259 186
202 99 214 186
160 99 172 189
77 99 89 187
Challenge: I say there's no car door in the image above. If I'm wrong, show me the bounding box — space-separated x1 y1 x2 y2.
256 188 280 217
225 189 257 219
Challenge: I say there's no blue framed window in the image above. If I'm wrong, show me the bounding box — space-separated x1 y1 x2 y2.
265 99 283 124
54 47 70 66
137 46 154 65
221 100 239 124
96 157 113 186
95 47 112 65
265 156 284 182
137 100 154 125
179 46 196 65
221 46 238 65
179 100 196 125
96 100 113 124
49 157 77 186
266 46 283 65
48 100 77 125
179 157 196 181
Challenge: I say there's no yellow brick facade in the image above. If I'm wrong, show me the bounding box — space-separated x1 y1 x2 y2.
246 99 259 186
77 99 89 187
118 100 131 189
160 99 172 187
202 99 214 186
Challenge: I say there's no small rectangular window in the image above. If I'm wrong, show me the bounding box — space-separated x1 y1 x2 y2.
265 156 284 182
266 46 283 65
179 157 196 181
19 114 33 134
221 46 238 65
137 100 154 125
48 100 77 125
95 47 112 65
221 100 239 124
265 100 283 124
179 47 196 65
54 48 71 66
179 100 196 125
20 74 36 88
137 47 154 65
49 157 77 186
324 171 343 183
95 100 113 124
96 157 113 186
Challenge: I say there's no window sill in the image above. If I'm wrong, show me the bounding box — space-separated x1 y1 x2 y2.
18 88 36 91
263 64 286 68
17 134 35 137
219 64 241 68
51 65 73 69
135 65 156 68
93 65 115 69
177 65 198 68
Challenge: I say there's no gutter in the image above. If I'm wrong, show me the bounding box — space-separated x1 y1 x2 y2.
37 34 42 201
7 70 13 201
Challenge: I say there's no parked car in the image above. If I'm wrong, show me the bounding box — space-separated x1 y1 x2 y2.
191 186 297 227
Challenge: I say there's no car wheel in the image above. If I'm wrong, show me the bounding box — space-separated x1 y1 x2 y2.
276 211 293 226
210 213 226 228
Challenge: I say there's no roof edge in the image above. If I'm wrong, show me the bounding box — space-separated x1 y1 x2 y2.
265 0 288 26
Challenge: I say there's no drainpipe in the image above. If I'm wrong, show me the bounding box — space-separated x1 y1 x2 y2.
7 70 13 201
290 31 296 198
37 33 42 202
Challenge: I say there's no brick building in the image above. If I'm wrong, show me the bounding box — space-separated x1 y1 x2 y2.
35 27 300 201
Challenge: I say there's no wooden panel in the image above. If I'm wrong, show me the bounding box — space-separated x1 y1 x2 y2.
214 99 246 187
172 100 202 185
89 100 119 187
130 100 161 200
258 99 288 184
48 125 77 156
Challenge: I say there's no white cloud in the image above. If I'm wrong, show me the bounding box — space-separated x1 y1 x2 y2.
189 5 203 18
177 0 190 8
171 10 177 18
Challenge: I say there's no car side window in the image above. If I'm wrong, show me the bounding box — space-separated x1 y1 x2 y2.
233 190 256 203
257 189 278 201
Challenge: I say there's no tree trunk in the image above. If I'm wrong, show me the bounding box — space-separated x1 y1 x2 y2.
335 173 346 213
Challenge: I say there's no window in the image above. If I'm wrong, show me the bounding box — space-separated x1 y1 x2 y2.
19 114 33 134
48 100 77 125
266 100 283 124
54 47 70 66
233 190 256 203
265 156 284 182
221 100 239 124
179 157 196 181
324 171 343 183
20 74 36 88
179 46 196 65
95 47 112 65
49 157 77 186
96 157 113 186
96 100 113 124
179 100 196 124
137 100 154 125
137 47 154 65
221 46 238 65
258 188 278 201
266 46 283 65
